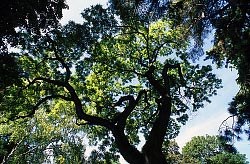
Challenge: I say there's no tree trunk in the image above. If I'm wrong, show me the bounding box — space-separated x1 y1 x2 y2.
111 64 175 164
112 127 146 164
141 96 171 164
112 96 171 164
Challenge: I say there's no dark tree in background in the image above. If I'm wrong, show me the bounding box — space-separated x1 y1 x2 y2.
0 1 68 162
173 0 250 143
0 0 68 90
0 0 67 37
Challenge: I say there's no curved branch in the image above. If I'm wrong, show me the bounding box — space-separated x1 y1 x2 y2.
112 90 148 129
144 65 165 95
46 35 71 82
58 82 114 130
218 114 237 132
20 77 114 130
113 95 135 107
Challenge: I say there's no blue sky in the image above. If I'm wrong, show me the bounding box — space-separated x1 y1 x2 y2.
61 0 250 162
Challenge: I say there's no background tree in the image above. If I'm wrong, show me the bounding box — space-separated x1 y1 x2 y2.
209 153 249 164
0 101 88 164
182 135 249 164
164 140 182 163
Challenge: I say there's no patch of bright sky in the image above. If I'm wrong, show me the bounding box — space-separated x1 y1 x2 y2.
61 0 108 25
61 0 250 162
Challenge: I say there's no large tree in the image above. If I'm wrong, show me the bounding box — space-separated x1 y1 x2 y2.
110 0 250 142
0 4 221 163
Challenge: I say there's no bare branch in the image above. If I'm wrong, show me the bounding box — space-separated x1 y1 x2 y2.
219 114 238 132
112 90 148 129
46 35 71 82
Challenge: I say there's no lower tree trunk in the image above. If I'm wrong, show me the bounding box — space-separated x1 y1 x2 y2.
111 64 173 164
112 127 145 164
112 127 168 164
142 145 167 164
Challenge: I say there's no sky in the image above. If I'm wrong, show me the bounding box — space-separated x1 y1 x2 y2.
61 0 250 162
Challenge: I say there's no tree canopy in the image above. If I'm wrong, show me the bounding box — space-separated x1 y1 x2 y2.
0 0 68 93
182 135 249 164
0 3 223 163
2 0 250 163
110 0 250 142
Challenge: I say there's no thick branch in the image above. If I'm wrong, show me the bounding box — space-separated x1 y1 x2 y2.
110 91 150 163
142 94 171 163
144 65 165 95
163 63 185 91
22 77 114 130
141 63 186 163
112 90 147 129
60 83 114 130
112 127 145 164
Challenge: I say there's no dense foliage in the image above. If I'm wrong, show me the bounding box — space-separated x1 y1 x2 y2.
0 3 223 163
0 0 68 93
2 0 249 163
0 102 86 163
110 0 250 143
182 135 249 164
